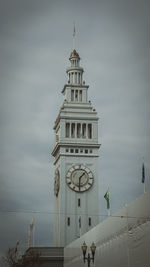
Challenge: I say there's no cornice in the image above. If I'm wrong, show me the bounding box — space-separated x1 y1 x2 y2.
53 104 98 130
53 153 99 165
52 142 101 157
66 67 84 72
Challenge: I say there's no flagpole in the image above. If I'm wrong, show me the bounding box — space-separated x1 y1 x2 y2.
80 216 81 238
33 224 35 246
125 204 130 267
79 216 81 237
104 187 110 217
142 158 146 194
79 225 81 238
73 22 76 50
29 218 35 247
73 35 75 50
108 187 110 216
28 230 31 248
144 182 146 194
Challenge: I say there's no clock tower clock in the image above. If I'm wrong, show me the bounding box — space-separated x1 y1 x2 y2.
52 50 100 246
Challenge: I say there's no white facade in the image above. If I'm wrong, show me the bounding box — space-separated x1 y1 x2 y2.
52 50 100 247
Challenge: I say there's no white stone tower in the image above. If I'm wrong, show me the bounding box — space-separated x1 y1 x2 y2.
52 50 100 247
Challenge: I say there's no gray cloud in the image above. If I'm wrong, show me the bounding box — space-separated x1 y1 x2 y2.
0 0 150 256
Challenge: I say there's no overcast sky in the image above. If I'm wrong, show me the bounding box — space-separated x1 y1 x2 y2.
0 0 150 258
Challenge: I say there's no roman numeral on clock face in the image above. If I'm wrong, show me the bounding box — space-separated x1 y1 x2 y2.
66 165 94 192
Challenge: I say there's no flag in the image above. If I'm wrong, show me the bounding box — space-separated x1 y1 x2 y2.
28 218 34 248
104 190 110 209
79 216 81 228
73 24 76 37
142 163 145 183
30 218 34 232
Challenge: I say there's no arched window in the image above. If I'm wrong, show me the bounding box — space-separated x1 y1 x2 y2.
71 123 75 138
71 90 74 101
68 73 70 82
79 73 81 84
75 90 78 101
66 123 70 137
77 123 81 138
82 124 86 138
71 72 73 83
79 90 82 102
75 72 77 83
88 124 92 139
67 217 70 226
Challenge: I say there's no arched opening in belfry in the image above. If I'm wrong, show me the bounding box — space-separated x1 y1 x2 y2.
75 72 77 83
88 124 92 139
79 90 82 102
66 123 70 137
71 123 75 138
71 90 74 101
75 90 78 101
79 72 81 84
82 123 86 138
77 123 81 138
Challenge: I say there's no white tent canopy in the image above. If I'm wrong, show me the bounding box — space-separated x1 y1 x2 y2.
64 191 150 267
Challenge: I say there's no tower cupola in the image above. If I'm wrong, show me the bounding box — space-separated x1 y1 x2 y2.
67 49 84 85
69 49 80 67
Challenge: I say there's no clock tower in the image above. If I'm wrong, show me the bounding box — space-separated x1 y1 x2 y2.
52 50 100 247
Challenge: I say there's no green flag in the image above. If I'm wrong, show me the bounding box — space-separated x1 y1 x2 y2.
104 190 110 209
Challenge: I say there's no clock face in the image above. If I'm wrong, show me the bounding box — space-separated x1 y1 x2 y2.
54 169 60 197
66 165 94 192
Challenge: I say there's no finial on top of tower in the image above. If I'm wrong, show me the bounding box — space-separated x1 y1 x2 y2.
69 49 80 60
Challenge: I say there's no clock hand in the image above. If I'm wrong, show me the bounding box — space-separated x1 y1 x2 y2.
78 172 85 190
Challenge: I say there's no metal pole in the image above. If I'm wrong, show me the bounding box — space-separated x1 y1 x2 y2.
125 204 130 267
144 181 146 194
87 253 91 267
33 224 35 247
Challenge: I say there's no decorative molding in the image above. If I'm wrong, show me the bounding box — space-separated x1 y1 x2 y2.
53 153 99 166
52 142 100 157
